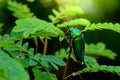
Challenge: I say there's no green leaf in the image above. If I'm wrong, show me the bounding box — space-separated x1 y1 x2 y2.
48 15 55 21
59 36 65 42
12 18 64 38
10 32 23 40
23 28 32 38
85 42 117 59
0 35 20 51
34 53 42 59
2 34 10 41
83 23 120 33
57 18 91 28
27 0 35 2
28 48 34 54
16 40 22 46
13 18 46 36
84 56 99 68
0 23 3 27
0 50 29 80
26 58 38 66
0 23 3 34
41 60 49 68
71 65 120 77
0 35 34 57
55 48 67 60
48 5 84 24
49 61 59 70
7 0 35 19
32 68 57 80
40 55 66 70
45 55 66 66
55 48 77 62
23 42 29 50
52 9 59 16
0 69 10 80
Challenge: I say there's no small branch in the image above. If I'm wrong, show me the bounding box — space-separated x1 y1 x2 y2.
64 74 72 80
62 46 72 80
62 51 71 80
43 38 48 55
17 40 23 58
34 37 38 54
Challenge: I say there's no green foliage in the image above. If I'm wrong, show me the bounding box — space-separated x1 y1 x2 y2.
85 42 117 59
12 18 64 38
0 33 66 79
55 42 117 61
57 18 91 28
48 5 84 24
0 23 3 34
55 48 68 60
71 56 120 77
40 55 66 70
0 50 30 80
0 0 120 79
83 23 120 33
0 34 34 56
72 65 120 77
0 34 66 69
27 0 35 2
0 34 18 49
84 56 99 68
55 48 76 61
32 67 57 80
7 0 35 19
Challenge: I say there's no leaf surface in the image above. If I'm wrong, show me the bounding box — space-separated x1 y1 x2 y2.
85 42 117 59
0 50 29 80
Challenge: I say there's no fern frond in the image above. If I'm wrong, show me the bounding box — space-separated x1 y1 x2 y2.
55 47 78 62
12 18 64 38
55 48 68 60
0 34 34 58
40 55 66 70
0 35 33 55
32 68 57 80
7 0 35 19
71 56 120 77
83 23 120 33
72 65 120 77
0 34 66 69
85 42 117 60
48 5 84 24
57 18 91 28
84 56 99 68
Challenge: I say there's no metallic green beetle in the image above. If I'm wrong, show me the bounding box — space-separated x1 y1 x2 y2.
69 27 85 62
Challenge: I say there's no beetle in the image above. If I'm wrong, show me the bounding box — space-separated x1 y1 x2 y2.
62 27 85 80
68 27 85 62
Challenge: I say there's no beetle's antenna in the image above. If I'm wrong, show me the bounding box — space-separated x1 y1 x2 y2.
65 17 70 35
66 17 70 30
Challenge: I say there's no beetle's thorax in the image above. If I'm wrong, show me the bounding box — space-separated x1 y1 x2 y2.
69 27 82 38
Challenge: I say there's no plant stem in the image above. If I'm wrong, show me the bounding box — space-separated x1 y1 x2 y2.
34 37 38 54
64 74 72 80
43 38 48 55
62 48 72 80
17 40 23 58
